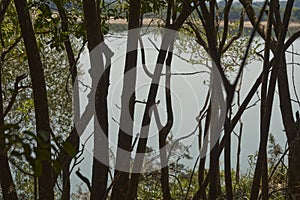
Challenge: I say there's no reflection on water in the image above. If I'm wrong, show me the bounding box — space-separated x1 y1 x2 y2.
71 24 300 192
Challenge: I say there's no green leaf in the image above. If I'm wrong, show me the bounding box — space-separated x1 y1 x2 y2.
62 141 76 157
0 123 19 132
34 160 43 177
23 131 39 141
35 148 51 161
23 143 32 159
52 160 62 174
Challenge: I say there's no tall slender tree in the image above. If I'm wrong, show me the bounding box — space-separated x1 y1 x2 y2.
239 0 300 197
111 0 141 199
52 1 79 199
14 0 53 199
0 1 18 199
128 2 196 198
82 0 110 199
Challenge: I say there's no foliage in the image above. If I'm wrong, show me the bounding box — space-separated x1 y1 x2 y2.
0 0 299 199
219 0 300 22
0 1 86 198
134 135 288 200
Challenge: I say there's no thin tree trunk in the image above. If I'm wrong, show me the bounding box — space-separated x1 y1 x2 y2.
209 61 223 200
159 3 173 199
277 56 300 198
127 34 174 200
209 86 222 200
287 138 300 198
53 0 77 83
240 0 296 198
14 0 53 199
159 45 174 200
235 123 243 184
261 3 273 199
224 116 233 200
250 2 273 198
192 70 265 199
207 2 224 198
0 1 18 199
111 0 140 199
127 6 194 198
198 105 210 200
82 1 109 199
0 65 18 200
209 141 219 200
52 1 78 199
140 26 174 199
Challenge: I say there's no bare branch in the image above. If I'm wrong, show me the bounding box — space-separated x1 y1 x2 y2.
75 169 92 192
4 74 27 118
222 9 245 54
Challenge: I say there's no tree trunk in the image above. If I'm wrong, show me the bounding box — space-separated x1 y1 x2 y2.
111 0 140 199
127 34 174 200
0 67 18 200
82 1 109 199
0 2 18 199
52 1 79 199
159 45 174 200
239 0 299 198
14 0 53 199
288 138 300 198
127 5 194 198
277 57 300 198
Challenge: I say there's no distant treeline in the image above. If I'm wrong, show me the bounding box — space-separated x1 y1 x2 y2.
218 0 300 22
47 0 300 22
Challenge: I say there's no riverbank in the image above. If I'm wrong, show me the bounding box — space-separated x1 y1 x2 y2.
108 18 300 29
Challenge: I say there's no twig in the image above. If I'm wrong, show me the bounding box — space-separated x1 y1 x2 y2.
184 156 200 200
291 44 300 109
9 159 34 177
4 74 28 117
1 36 22 61
75 169 92 192
268 146 289 182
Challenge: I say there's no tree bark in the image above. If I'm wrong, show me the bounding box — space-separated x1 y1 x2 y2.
127 4 195 199
240 0 299 198
52 1 79 199
82 1 110 199
0 1 18 199
14 0 53 199
250 2 273 198
0 65 18 200
127 35 173 200
277 57 300 198
111 0 140 199
159 44 174 200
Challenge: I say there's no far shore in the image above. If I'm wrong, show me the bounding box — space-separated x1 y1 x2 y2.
108 18 300 29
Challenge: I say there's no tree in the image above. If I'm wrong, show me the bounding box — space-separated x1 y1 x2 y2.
14 0 54 199
239 0 300 198
111 1 141 199
1 0 300 199
2 1 83 199
82 1 111 199
0 0 19 199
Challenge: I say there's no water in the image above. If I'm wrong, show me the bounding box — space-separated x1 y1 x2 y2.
70 27 300 194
